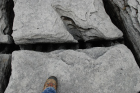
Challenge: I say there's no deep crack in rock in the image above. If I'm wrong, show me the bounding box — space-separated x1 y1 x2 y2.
18 38 124 52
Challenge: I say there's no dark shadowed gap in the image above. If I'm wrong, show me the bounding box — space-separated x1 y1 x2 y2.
6 0 14 35
3 56 12 93
18 38 123 52
0 44 20 54
0 0 20 54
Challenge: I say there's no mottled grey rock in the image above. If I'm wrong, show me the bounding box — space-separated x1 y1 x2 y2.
103 0 140 66
0 54 11 93
13 0 123 44
0 35 13 44
5 44 140 93
0 0 13 44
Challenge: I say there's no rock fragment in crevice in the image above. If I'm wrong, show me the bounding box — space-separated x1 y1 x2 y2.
5 44 140 93
103 0 140 67
12 0 123 44
0 54 11 93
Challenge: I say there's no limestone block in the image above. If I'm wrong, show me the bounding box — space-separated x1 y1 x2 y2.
12 0 123 44
5 44 140 93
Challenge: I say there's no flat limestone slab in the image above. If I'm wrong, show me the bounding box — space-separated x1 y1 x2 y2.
5 44 140 93
13 0 123 44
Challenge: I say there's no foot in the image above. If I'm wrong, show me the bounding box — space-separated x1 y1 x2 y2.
43 76 57 91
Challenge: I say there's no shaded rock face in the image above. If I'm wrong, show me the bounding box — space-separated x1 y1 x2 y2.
0 54 11 93
103 0 140 66
0 0 13 44
5 44 140 93
12 0 123 44
0 0 15 54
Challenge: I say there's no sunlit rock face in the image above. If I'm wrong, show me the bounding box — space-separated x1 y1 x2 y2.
12 0 123 44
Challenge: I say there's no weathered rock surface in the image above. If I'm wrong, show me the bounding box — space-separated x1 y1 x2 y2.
13 0 123 44
103 0 140 66
0 54 11 93
0 0 13 44
5 44 140 93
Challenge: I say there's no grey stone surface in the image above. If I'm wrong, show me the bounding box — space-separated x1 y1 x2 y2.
13 0 123 44
103 0 140 66
5 44 140 93
0 0 13 44
0 35 13 44
0 54 11 93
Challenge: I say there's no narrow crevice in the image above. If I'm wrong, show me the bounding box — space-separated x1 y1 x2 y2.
103 0 140 68
0 44 7 53
18 38 124 52
0 0 18 54
0 43 20 54
19 43 79 52
3 56 12 93
6 0 14 35
0 0 15 93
